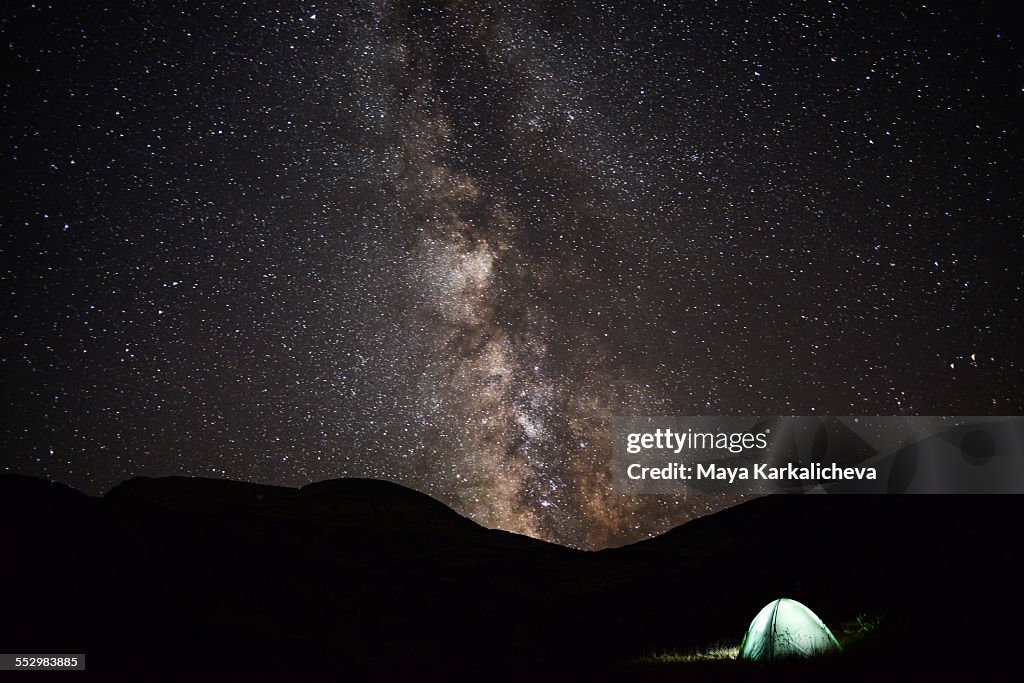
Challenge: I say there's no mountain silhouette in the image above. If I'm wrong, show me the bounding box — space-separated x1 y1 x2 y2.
2 473 1021 681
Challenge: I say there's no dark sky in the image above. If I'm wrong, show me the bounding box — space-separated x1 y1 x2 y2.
3 1 1022 548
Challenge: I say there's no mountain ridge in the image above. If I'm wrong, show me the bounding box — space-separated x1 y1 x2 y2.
2 472 1021 681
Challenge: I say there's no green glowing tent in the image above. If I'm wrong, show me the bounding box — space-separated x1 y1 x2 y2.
738 598 841 660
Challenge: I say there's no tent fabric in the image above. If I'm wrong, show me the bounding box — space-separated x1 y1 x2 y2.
739 598 841 660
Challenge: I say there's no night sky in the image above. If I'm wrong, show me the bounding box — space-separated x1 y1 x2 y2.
3 1 1022 548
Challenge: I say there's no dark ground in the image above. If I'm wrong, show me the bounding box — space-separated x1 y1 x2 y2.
2 473 1021 681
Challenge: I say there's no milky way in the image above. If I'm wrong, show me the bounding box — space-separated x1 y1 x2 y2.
3 2 1022 548
347 8 678 544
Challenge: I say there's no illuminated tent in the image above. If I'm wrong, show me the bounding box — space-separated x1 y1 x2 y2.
738 598 841 660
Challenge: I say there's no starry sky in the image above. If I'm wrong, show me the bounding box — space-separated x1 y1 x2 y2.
3 1 1022 548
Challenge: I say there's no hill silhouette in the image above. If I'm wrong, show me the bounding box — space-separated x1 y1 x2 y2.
1 473 1021 681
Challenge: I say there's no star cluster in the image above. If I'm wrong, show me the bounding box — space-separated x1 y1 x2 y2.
2 1 1021 548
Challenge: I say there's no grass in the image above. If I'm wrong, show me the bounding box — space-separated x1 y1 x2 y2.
634 642 739 665
855 612 883 634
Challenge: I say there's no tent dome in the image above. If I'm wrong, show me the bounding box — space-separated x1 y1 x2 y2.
739 598 841 660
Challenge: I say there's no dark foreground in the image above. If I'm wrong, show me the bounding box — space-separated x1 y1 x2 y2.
2 473 1021 681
